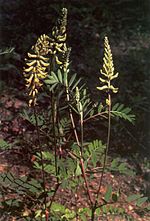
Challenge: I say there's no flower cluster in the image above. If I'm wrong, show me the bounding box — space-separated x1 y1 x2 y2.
23 8 69 106
24 34 49 106
49 8 68 66
97 37 119 94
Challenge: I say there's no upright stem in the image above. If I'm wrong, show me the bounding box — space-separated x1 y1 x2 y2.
66 82 93 206
51 94 58 178
49 54 59 179
33 106 47 219
66 81 80 145
95 93 111 207
48 182 60 210
80 112 83 156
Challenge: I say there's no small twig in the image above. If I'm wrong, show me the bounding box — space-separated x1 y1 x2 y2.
84 111 107 122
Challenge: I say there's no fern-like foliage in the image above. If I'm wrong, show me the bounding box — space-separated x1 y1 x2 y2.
111 103 135 124
21 109 44 126
0 47 14 55
86 139 106 167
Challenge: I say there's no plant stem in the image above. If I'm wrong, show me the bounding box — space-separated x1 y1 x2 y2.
65 79 93 206
48 182 61 211
95 93 111 207
33 106 47 219
51 94 58 178
84 111 107 122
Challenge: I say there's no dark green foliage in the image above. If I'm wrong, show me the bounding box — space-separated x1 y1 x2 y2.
111 103 135 124
110 158 135 176
0 139 10 150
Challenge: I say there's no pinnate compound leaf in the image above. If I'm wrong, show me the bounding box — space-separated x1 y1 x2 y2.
111 103 135 124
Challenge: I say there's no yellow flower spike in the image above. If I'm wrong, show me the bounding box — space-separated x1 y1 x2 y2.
61 47 71 72
49 8 68 66
97 36 119 94
23 34 50 106
23 8 69 106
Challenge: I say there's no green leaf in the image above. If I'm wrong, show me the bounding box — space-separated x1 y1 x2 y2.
44 164 55 174
80 214 87 221
63 209 76 219
49 82 58 91
136 197 148 207
75 162 82 176
28 178 41 189
51 71 59 82
0 139 10 149
98 103 103 112
57 69 62 83
104 185 112 202
110 158 119 170
42 151 54 160
112 103 119 111
117 104 124 111
127 194 142 202
96 208 101 216
71 78 82 90
111 103 135 124
51 202 65 213
118 163 126 171
91 151 97 167
102 205 108 214
69 73 77 87
44 78 58 84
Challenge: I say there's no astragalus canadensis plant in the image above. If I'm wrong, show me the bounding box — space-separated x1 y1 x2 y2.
1 7 149 221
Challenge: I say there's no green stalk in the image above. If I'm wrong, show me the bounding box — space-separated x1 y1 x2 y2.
65 79 93 206
49 54 59 179
51 94 58 178
48 182 61 211
33 106 47 220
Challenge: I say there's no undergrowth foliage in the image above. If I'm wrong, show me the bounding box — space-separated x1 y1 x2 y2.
0 8 149 221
